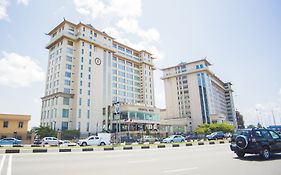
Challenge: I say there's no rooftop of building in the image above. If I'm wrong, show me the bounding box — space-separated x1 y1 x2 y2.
160 58 211 70
0 114 31 120
47 19 156 58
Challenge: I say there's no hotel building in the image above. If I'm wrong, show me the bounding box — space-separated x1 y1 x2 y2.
161 59 237 133
40 20 159 136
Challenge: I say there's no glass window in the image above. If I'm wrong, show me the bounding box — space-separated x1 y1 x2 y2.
64 88 70 94
18 121 24 128
269 131 280 139
112 90 117 94
62 109 69 118
118 64 125 70
87 99 90 106
3 121 8 128
112 76 117 81
112 62 117 67
63 97 70 105
112 83 117 88
61 122 68 130
112 69 117 74
66 56 72 62
66 48 73 54
87 110 90 119
118 59 125 64
65 72 71 78
64 80 71 85
66 64 72 70
118 71 125 77
78 109 81 118
118 78 125 83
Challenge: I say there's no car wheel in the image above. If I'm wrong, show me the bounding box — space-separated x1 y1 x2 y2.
100 142 106 146
170 140 174 143
81 142 87 146
181 139 184 142
260 147 271 160
236 152 245 158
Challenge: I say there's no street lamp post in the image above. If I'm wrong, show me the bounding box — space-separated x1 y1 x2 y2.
113 101 121 144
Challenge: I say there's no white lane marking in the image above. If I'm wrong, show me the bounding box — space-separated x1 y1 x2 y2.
7 155 12 175
164 167 198 173
128 159 156 164
0 155 7 175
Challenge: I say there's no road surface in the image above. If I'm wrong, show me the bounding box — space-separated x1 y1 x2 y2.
0 144 280 175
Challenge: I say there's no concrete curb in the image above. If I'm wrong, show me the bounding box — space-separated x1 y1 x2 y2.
0 141 229 154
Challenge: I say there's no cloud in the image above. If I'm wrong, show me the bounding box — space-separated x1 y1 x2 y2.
243 90 281 126
73 0 164 59
73 0 141 19
17 0 30 6
279 88 281 96
0 0 31 21
0 0 9 20
0 52 45 87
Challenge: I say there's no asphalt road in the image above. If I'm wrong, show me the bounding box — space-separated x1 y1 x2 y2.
0 144 281 175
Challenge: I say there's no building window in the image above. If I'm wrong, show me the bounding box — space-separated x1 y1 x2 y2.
18 122 24 128
67 41 73 46
79 98 82 105
67 48 73 54
61 122 68 130
63 97 70 105
64 88 70 94
66 56 72 62
3 121 8 128
62 109 69 118
66 64 72 70
87 110 90 119
64 80 71 85
65 72 71 78
78 109 81 118
86 122 90 132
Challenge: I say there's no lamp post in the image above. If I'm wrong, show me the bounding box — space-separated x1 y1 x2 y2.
113 101 121 144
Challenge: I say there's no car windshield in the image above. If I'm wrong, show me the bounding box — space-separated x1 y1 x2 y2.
233 130 250 137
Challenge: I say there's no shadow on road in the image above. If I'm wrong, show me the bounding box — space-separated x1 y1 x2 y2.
234 154 281 162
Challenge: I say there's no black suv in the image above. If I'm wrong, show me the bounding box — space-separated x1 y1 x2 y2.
230 128 281 159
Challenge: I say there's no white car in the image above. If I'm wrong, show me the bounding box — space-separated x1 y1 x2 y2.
42 137 59 146
60 140 77 147
78 133 111 146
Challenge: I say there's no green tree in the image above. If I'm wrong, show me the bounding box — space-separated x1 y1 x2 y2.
193 122 234 134
61 130 80 140
247 124 256 129
34 126 57 139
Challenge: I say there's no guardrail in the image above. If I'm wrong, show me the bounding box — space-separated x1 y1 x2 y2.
0 140 230 154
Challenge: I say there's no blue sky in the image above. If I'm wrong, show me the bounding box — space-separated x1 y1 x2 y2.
0 0 281 128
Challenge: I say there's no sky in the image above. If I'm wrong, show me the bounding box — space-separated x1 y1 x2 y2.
0 0 281 128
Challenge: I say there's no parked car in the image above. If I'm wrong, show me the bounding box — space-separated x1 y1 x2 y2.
230 128 281 159
42 137 60 146
33 139 42 145
0 138 21 145
162 135 185 143
60 140 77 147
78 133 111 146
139 135 158 143
206 132 225 140
120 136 137 143
224 132 232 138
185 134 206 140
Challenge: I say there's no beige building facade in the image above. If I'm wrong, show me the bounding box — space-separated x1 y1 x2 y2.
161 59 237 133
0 114 31 139
40 20 159 135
